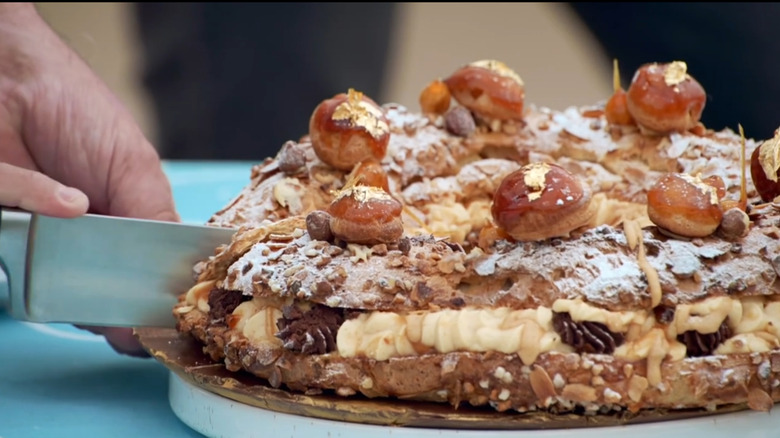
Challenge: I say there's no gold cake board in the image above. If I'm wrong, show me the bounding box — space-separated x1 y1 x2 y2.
135 327 777 435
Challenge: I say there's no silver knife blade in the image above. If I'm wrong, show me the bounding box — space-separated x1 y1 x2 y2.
0 208 236 328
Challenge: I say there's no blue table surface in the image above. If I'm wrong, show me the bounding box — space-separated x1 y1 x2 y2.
0 161 258 438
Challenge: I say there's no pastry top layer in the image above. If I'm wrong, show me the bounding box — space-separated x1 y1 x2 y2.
205 103 759 246
198 206 780 313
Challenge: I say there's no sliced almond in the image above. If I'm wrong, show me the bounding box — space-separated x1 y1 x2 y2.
561 383 597 403
529 365 558 403
747 387 774 412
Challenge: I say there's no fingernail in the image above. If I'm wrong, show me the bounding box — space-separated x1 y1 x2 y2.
58 186 84 204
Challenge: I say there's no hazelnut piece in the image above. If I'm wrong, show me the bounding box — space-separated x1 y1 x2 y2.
444 106 476 137
647 173 723 238
490 162 597 241
328 185 403 245
750 131 780 202
419 79 451 115
626 61 706 134
276 140 307 174
309 88 390 171
306 210 334 242
718 208 750 240
443 59 525 121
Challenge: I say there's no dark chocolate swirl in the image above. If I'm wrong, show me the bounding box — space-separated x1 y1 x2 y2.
552 312 625 354
276 304 345 355
677 321 732 357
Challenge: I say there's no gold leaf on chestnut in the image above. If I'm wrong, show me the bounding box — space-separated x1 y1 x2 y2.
750 129 780 202
490 162 597 241
309 88 390 171
647 173 723 238
443 59 525 121
328 185 403 245
626 61 706 134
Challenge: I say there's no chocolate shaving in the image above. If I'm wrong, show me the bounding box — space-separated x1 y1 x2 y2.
208 288 250 322
276 304 345 355
678 321 732 357
552 312 624 354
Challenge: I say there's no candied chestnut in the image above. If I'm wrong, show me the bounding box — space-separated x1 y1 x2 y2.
309 88 390 171
605 59 634 126
345 160 390 192
491 162 597 241
647 173 723 238
626 61 706 134
443 59 525 121
328 185 403 245
419 79 451 115
750 131 780 202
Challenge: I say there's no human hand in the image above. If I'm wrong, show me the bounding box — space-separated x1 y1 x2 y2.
0 4 180 356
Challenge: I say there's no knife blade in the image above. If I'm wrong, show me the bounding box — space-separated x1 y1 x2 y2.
0 208 236 328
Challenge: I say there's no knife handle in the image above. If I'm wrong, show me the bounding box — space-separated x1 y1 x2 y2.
0 207 32 319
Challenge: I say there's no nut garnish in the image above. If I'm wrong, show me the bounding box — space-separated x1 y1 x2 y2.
747 387 774 412
444 106 476 137
718 208 750 240
276 140 307 174
529 365 558 402
561 383 597 403
306 210 333 242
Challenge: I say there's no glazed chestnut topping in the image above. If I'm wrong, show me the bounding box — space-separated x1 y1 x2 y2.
750 130 780 202
443 59 525 121
626 61 706 134
345 160 390 192
419 78 451 115
309 88 390 171
491 162 597 241
647 173 723 238
605 59 634 126
328 185 403 245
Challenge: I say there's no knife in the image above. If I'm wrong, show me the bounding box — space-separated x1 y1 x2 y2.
0 208 236 328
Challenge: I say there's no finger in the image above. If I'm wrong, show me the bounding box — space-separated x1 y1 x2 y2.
76 325 149 358
107 141 180 222
0 162 89 217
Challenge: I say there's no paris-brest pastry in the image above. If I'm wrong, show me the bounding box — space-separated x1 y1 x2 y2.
175 60 780 415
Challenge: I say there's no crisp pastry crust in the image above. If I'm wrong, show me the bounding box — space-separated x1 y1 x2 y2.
175 62 780 416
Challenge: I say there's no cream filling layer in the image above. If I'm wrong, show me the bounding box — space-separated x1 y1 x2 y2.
184 281 780 387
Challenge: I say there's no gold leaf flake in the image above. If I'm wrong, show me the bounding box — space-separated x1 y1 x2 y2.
663 61 688 86
470 59 524 86
332 88 389 139
758 131 780 182
523 162 550 202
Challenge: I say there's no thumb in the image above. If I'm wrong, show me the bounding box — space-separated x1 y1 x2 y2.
0 162 89 217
